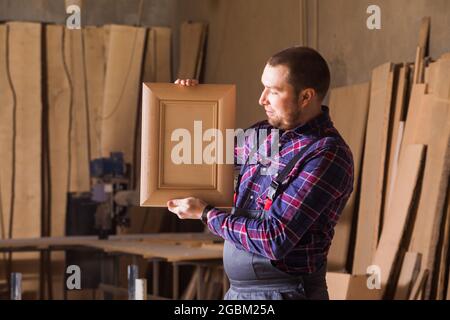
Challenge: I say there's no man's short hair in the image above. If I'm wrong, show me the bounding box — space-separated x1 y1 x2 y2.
267 46 330 101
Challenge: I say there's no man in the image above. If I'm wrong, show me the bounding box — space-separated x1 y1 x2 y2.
167 46 354 300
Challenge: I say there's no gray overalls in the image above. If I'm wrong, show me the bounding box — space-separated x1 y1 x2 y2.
223 142 329 300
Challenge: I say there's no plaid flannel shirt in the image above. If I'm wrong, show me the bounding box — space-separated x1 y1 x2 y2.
206 106 354 274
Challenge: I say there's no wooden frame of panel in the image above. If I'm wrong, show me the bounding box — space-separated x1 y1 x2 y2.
140 83 236 207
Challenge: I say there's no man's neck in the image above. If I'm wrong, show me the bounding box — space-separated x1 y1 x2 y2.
287 104 323 130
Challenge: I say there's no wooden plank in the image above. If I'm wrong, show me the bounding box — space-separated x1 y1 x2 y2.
83 26 106 161
394 252 422 300
8 22 42 239
64 29 90 192
436 186 450 299
100 25 146 164
413 17 430 84
327 82 370 271
0 24 14 240
46 25 70 238
326 272 381 300
372 144 425 297
409 269 428 300
403 83 450 297
143 27 171 83
353 63 395 274
383 64 409 227
177 21 205 79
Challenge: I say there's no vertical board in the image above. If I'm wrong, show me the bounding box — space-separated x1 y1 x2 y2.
394 252 422 300
353 63 395 274
327 82 370 271
83 26 106 161
177 21 205 79
46 25 71 238
100 25 146 164
143 27 171 83
64 29 90 192
8 22 42 239
372 144 425 297
0 24 13 239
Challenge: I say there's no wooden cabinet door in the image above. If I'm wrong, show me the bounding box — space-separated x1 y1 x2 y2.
140 83 236 207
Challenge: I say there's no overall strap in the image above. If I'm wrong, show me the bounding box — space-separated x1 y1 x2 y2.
264 140 318 210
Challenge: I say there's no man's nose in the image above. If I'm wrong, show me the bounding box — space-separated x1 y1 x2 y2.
259 89 268 106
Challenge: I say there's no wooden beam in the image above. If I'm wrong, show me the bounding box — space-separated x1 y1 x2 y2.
327 82 370 271
64 29 90 192
394 252 422 300
373 144 425 297
177 22 206 79
100 25 146 164
0 24 13 240
83 27 106 161
353 63 395 274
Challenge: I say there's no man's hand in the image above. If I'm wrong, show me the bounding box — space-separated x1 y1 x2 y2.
167 197 208 220
174 79 199 86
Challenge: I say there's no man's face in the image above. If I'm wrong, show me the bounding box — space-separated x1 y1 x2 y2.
259 64 301 130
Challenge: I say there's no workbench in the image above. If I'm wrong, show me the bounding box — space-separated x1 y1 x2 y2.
0 233 226 300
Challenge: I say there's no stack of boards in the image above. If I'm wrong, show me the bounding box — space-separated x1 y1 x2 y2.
0 20 206 299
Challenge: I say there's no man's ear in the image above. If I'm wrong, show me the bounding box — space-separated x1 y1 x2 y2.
298 88 316 108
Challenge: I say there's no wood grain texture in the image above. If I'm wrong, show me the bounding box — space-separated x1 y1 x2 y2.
0 24 13 240
383 65 408 229
64 29 90 192
7 22 42 239
327 82 370 271
46 25 71 238
394 252 422 300
402 87 450 298
100 25 146 163
140 83 235 207
373 144 425 297
83 26 106 161
177 21 206 79
353 63 395 274
143 27 171 83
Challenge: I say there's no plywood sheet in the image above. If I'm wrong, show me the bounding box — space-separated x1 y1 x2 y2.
140 83 235 207
402 89 450 298
373 144 425 297
46 25 71 238
383 65 408 227
83 26 106 161
7 22 42 238
326 272 381 300
64 29 90 192
327 82 370 271
0 24 13 239
353 63 394 274
143 27 171 83
394 252 422 300
100 25 146 164
177 21 205 79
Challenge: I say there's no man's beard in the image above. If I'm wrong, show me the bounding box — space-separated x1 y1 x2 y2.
267 107 302 130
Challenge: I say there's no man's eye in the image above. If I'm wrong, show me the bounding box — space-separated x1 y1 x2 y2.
270 91 277 95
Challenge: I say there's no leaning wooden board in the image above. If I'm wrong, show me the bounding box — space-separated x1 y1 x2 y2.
327 82 370 271
402 62 450 297
353 63 395 274
7 22 42 239
100 25 146 164
64 29 90 192
46 25 71 238
383 64 408 227
394 251 422 300
83 26 106 161
143 27 171 83
372 144 425 298
0 24 13 239
177 21 206 79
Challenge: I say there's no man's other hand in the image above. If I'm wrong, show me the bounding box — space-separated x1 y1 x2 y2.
174 79 199 86
167 197 207 220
